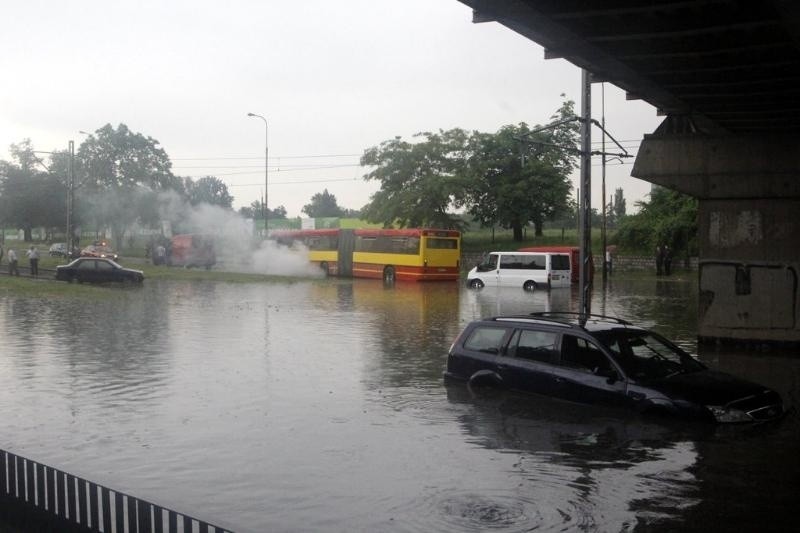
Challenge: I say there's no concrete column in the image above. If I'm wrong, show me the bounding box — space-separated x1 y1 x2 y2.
633 130 800 343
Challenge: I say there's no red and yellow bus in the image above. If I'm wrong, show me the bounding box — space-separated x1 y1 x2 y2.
271 228 461 282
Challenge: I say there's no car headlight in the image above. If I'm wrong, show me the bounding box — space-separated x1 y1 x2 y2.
707 405 752 423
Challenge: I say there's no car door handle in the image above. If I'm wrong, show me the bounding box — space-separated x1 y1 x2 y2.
628 391 646 401
555 377 565 384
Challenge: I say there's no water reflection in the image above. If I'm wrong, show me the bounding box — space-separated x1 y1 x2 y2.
439 385 705 532
0 276 796 532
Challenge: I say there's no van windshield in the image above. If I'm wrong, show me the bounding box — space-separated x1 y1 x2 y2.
476 253 499 272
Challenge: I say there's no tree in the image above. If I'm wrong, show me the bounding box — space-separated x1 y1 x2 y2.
78 124 174 190
613 187 626 219
75 124 177 245
0 140 67 240
606 187 627 228
238 200 287 220
302 189 344 218
361 129 469 229
238 200 261 219
615 186 698 254
269 205 287 219
185 176 233 208
465 100 579 240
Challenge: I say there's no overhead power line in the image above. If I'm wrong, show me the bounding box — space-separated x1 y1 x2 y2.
226 177 360 187
171 152 362 161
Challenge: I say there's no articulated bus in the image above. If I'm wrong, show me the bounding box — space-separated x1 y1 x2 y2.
271 228 461 282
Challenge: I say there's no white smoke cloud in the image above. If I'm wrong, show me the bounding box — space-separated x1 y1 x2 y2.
251 240 326 278
153 190 324 278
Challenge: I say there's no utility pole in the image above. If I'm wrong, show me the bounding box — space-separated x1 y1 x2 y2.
247 113 268 236
578 70 592 321
601 83 608 284
66 140 74 254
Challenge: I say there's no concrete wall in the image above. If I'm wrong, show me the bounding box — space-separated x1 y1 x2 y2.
632 129 800 344
697 199 800 343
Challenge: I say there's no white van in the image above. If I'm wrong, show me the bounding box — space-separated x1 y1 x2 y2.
466 251 571 290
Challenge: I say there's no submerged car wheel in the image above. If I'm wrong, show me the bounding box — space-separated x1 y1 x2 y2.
523 280 537 291
468 279 484 289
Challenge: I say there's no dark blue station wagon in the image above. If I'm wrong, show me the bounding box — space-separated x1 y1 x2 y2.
444 313 784 424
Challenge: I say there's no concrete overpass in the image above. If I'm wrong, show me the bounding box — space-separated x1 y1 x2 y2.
458 0 800 344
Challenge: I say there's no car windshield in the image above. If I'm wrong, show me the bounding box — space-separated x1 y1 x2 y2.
594 330 705 381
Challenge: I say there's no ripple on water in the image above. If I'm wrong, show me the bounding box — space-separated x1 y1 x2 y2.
383 489 544 533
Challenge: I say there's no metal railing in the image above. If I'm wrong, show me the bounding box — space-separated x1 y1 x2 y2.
1 448 234 533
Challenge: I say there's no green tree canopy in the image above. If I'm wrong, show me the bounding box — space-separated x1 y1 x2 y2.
78 124 175 191
73 124 178 244
359 100 578 239
184 176 233 208
238 200 287 220
464 106 577 241
302 189 345 218
615 186 698 255
0 140 67 240
360 128 469 229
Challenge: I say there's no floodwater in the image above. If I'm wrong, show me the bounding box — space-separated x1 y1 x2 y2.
0 275 797 532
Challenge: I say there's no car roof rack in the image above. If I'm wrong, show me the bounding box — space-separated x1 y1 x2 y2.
492 316 574 328
529 311 632 326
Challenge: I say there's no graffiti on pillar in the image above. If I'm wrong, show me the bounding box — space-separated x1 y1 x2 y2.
699 261 796 330
708 210 763 248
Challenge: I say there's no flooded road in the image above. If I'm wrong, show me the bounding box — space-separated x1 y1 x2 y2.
0 276 797 532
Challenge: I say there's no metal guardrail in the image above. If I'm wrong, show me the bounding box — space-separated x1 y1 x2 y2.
1 448 233 533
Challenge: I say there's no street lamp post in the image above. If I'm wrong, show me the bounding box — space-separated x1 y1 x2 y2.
66 140 74 255
247 113 268 236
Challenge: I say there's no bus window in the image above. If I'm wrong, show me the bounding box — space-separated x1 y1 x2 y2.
427 238 458 249
355 236 376 252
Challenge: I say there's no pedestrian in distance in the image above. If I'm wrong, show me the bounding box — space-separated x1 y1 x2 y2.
663 245 673 276
655 245 664 276
8 248 19 276
27 246 40 276
0 242 4 265
605 247 613 276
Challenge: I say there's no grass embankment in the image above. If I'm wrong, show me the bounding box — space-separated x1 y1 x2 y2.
0 252 309 298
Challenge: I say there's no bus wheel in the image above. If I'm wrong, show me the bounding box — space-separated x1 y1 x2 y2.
469 279 484 289
383 266 396 284
523 280 537 292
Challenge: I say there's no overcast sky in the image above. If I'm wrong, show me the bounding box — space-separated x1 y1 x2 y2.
1 0 663 218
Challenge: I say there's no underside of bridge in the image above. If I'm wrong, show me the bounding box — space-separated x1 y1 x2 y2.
458 0 800 344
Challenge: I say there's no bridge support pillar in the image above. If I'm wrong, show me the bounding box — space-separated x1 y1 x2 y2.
633 131 800 344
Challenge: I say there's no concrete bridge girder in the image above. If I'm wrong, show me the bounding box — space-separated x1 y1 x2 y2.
633 132 800 344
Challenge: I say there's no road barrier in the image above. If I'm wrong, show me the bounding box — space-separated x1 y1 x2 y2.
0 448 233 533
